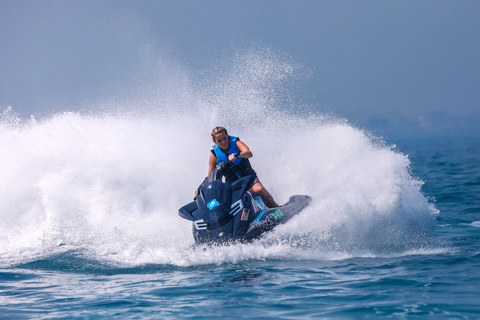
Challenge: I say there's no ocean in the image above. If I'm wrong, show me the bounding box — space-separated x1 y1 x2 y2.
1 54 479 318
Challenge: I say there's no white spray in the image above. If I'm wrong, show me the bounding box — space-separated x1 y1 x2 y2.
0 50 438 267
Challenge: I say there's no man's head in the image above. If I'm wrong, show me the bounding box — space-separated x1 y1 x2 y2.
211 126 229 149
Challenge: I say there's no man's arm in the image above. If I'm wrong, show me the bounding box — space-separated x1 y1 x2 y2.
208 153 218 175
228 140 253 162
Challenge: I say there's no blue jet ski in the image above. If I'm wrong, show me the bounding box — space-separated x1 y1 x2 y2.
179 156 311 245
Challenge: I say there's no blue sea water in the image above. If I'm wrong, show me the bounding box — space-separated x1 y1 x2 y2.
1 113 479 318
1 53 479 318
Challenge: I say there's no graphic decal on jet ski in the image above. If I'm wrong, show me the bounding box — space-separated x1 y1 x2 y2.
253 210 267 224
269 209 284 221
207 199 219 210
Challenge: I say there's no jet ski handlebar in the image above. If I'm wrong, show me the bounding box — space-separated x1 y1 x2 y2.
195 153 241 199
216 152 240 172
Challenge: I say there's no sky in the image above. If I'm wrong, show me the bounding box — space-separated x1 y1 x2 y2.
1 0 479 136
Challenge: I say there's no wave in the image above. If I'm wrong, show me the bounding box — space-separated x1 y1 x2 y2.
0 49 438 268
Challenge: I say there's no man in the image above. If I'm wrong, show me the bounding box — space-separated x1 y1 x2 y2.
197 126 278 208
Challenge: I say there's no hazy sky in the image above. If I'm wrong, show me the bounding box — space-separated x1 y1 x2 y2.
1 0 479 121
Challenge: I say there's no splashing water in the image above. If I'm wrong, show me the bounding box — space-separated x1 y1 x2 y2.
0 51 438 268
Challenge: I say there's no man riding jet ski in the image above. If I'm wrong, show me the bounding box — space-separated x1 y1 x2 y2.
197 126 278 207
179 127 311 245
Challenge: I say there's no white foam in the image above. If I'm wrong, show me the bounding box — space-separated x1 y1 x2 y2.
0 51 438 268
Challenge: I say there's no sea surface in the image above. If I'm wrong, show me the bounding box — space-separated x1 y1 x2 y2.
1 108 479 319
1 52 479 318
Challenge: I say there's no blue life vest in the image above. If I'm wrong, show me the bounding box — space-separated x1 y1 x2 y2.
213 135 243 166
212 135 256 182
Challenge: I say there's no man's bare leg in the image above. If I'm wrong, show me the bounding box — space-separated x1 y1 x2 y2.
251 182 279 208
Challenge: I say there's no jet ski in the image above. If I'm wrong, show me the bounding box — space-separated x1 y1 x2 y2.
179 156 311 245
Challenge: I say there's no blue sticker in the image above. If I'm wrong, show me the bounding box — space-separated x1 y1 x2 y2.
207 199 220 210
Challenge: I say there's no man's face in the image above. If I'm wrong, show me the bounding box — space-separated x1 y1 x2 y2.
214 132 229 150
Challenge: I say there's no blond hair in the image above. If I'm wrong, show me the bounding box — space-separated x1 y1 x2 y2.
211 126 228 142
